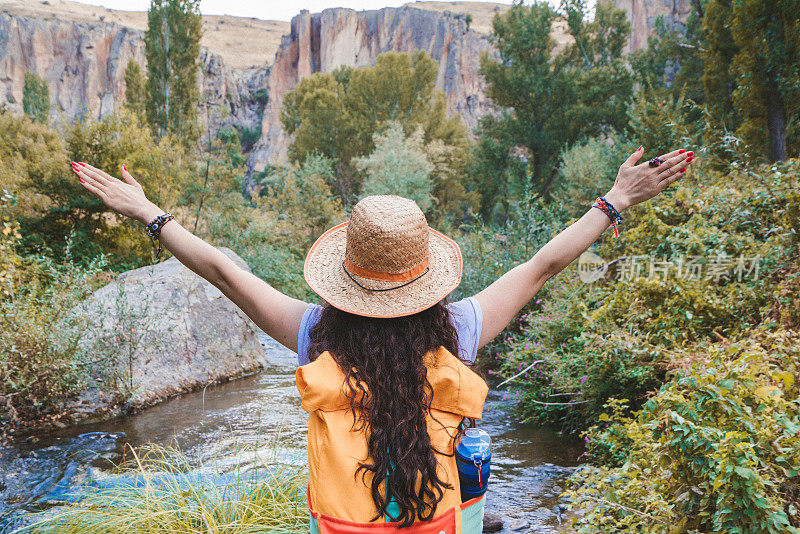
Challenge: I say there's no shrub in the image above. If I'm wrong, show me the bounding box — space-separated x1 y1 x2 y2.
0 233 108 428
23 71 50 124
567 328 800 533
496 159 798 431
237 125 261 152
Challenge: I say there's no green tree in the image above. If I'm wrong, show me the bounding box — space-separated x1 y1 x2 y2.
474 0 632 217
280 50 469 206
355 122 435 213
184 127 246 232
255 154 345 257
702 0 738 154
631 5 706 101
144 0 202 146
20 110 192 268
124 59 147 124
729 0 800 162
22 71 50 124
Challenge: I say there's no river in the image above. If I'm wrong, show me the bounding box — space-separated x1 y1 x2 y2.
0 334 584 533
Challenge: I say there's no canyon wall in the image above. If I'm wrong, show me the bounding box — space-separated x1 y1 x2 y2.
613 0 694 52
250 6 495 171
0 14 265 141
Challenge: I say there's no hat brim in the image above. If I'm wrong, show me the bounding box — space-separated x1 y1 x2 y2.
303 222 463 318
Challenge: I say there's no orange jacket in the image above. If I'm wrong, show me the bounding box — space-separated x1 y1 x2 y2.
296 346 489 533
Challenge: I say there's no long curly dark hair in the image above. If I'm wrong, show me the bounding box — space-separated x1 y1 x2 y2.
307 299 462 527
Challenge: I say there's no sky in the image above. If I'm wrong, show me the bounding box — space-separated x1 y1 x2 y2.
77 0 521 22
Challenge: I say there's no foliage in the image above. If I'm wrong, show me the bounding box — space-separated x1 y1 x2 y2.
256 155 345 258
236 125 261 152
207 156 344 302
729 0 800 162
473 0 633 215
22 71 50 124
567 328 800 533
26 444 309 534
145 0 202 146
280 50 470 211
123 59 147 125
183 126 246 233
18 109 193 270
355 122 435 213
0 230 108 428
626 85 701 157
702 0 737 155
630 9 706 106
0 108 66 219
497 159 799 431
552 137 628 218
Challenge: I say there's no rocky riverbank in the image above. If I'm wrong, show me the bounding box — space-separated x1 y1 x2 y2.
1 248 268 436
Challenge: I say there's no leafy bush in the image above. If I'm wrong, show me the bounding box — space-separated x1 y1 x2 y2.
553 137 632 219
12 109 194 270
23 71 50 124
496 158 798 431
356 122 435 212
207 156 344 302
567 328 800 533
0 232 108 428
236 125 261 152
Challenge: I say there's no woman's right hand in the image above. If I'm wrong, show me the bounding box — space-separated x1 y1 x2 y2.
71 162 163 224
604 147 694 212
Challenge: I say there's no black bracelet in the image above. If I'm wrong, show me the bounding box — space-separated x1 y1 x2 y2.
145 213 174 258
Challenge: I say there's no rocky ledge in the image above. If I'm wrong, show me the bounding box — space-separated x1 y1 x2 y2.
65 247 267 423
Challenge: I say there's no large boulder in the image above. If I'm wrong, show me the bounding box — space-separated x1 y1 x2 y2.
71 247 267 417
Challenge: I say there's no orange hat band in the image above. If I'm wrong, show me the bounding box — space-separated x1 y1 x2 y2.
344 256 430 282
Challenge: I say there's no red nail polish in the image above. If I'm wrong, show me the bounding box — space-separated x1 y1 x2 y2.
638 145 643 151
122 164 128 172
687 157 693 162
679 149 685 154
679 169 686 173
78 162 86 167
79 178 86 183
687 151 694 157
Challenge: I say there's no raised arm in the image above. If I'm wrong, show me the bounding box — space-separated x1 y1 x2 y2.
474 146 694 349
72 162 308 352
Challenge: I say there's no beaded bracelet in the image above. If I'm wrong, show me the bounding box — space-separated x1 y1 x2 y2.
592 197 622 237
145 212 175 258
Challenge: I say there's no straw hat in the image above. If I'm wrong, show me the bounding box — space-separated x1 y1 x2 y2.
303 195 462 318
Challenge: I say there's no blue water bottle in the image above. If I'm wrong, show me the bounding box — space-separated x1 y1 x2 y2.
455 428 492 501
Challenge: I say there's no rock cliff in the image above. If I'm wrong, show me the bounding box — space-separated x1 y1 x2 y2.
0 14 265 141
250 6 496 171
0 4 497 174
612 0 694 52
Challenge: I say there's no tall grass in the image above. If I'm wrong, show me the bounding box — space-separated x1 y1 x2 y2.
24 444 309 534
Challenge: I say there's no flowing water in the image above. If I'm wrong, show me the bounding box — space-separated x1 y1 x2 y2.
0 335 584 533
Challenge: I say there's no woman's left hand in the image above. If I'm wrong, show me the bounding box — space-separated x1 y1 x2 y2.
604 146 694 212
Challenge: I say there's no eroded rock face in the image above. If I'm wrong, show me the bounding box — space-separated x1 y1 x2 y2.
0 14 266 140
72 247 266 413
249 6 496 172
612 0 694 52
0 14 144 121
